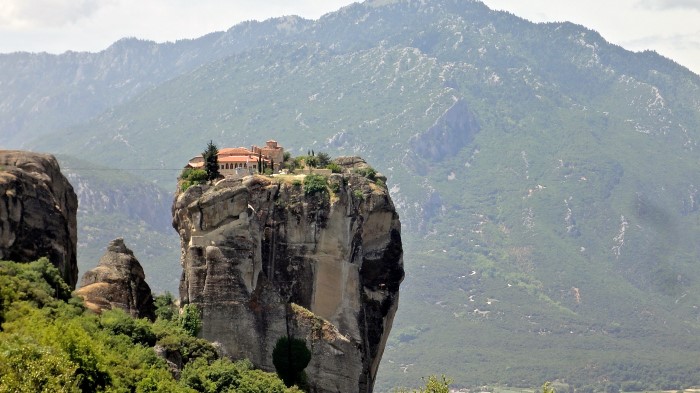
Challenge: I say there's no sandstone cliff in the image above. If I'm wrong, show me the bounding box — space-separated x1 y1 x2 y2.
0 150 78 288
172 157 404 393
76 238 156 320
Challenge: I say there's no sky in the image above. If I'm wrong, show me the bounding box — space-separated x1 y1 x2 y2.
1 0 699 75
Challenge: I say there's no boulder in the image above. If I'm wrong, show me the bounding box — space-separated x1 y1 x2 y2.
0 150 78 288
76 238 156 320
173 157 404 393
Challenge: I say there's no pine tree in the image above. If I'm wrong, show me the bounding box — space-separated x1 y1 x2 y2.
202 140 220 181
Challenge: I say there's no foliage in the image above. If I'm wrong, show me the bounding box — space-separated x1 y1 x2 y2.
202 140 220 181
303 174 327 196
325 162 342 174
15 1 700 390
304 156 318 168
154 292 178 321
542 382 556 393
353 167 377 181
179 303 202 337
329 181 341 194
180 168 208 192
272 336 311 388
353 189 364 201
0 259 293 392
394 375 452 393
182 358 301 393
100 308 157 346
316 152 331 167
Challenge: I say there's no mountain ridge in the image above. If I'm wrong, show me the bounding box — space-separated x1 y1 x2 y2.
2 0 700 390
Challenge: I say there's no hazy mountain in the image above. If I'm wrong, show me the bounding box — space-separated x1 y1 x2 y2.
3 0 700 391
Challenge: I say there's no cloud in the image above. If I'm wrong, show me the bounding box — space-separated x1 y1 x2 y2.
636 0 700 11
0 0 111 29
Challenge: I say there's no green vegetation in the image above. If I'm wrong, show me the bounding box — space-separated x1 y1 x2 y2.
179 303 202 337
394 375 451 393
303 174 328 196
13 0 700 390
272 336 311 389
0 259 299 392
353 167 377 181
353 189 364 201
326 162 342 173
316 152 331 167
202 140 220 181
180 168 208 191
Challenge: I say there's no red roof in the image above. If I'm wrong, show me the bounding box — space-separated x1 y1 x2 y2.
219 155 267 163
219 147 254 156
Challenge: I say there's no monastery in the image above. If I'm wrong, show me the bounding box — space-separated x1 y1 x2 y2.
186 140 284 177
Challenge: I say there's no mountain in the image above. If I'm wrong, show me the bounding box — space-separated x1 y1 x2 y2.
3 0 700 391
56 155 180 293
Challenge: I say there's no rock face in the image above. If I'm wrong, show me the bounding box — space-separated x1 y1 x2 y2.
0 150 78 288
76 238 156 320
173 157 404 393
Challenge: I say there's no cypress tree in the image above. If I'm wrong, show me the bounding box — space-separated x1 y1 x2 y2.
202 140 220 181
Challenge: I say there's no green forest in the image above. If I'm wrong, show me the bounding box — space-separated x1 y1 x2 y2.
0 258 301 393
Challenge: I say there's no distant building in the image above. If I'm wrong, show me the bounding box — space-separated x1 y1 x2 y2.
185 140 284 178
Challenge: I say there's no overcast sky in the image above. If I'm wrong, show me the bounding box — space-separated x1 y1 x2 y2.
1 0 699 75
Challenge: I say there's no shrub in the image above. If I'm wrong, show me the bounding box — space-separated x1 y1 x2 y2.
292 179 302 187
316 152 331 167
329 181 341 194
353 167 377 181
305 156 319 168
154 292 177 321
180 168 207 183
353 189 364 201
303 174 328 196
179 304 202 337
100 309 156 346
326 162 342 173
272 336 311 388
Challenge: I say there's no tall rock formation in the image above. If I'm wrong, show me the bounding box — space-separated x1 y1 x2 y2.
173 157 404 393
0 150 78 288
76 238 156 320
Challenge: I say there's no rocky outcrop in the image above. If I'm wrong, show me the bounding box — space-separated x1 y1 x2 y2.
173 157 404 393
409 98 479 162
0 150 78 288
76 238 156 320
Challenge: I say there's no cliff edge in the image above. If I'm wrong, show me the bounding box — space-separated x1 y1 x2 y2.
172 156 404 393
0 150 78 288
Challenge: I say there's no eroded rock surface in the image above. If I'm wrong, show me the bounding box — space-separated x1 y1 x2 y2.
0 150 78 288
76 238 156 320
173 156 404 393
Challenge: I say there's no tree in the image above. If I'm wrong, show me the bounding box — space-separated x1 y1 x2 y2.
272 336 311 388
202 140 220 182
316 152 331 167
179 304 202 337
393 375 452 393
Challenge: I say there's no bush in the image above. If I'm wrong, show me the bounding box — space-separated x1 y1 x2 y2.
329 181 341 194
272 336 311 388
353 189 365 201
316 152 331 167
353 167 377 181
154 292 177 321
180 168 207 183
326 162 342 173
305 156 319 168
179 304 202 337
100 309 156 347
303 174 328 196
